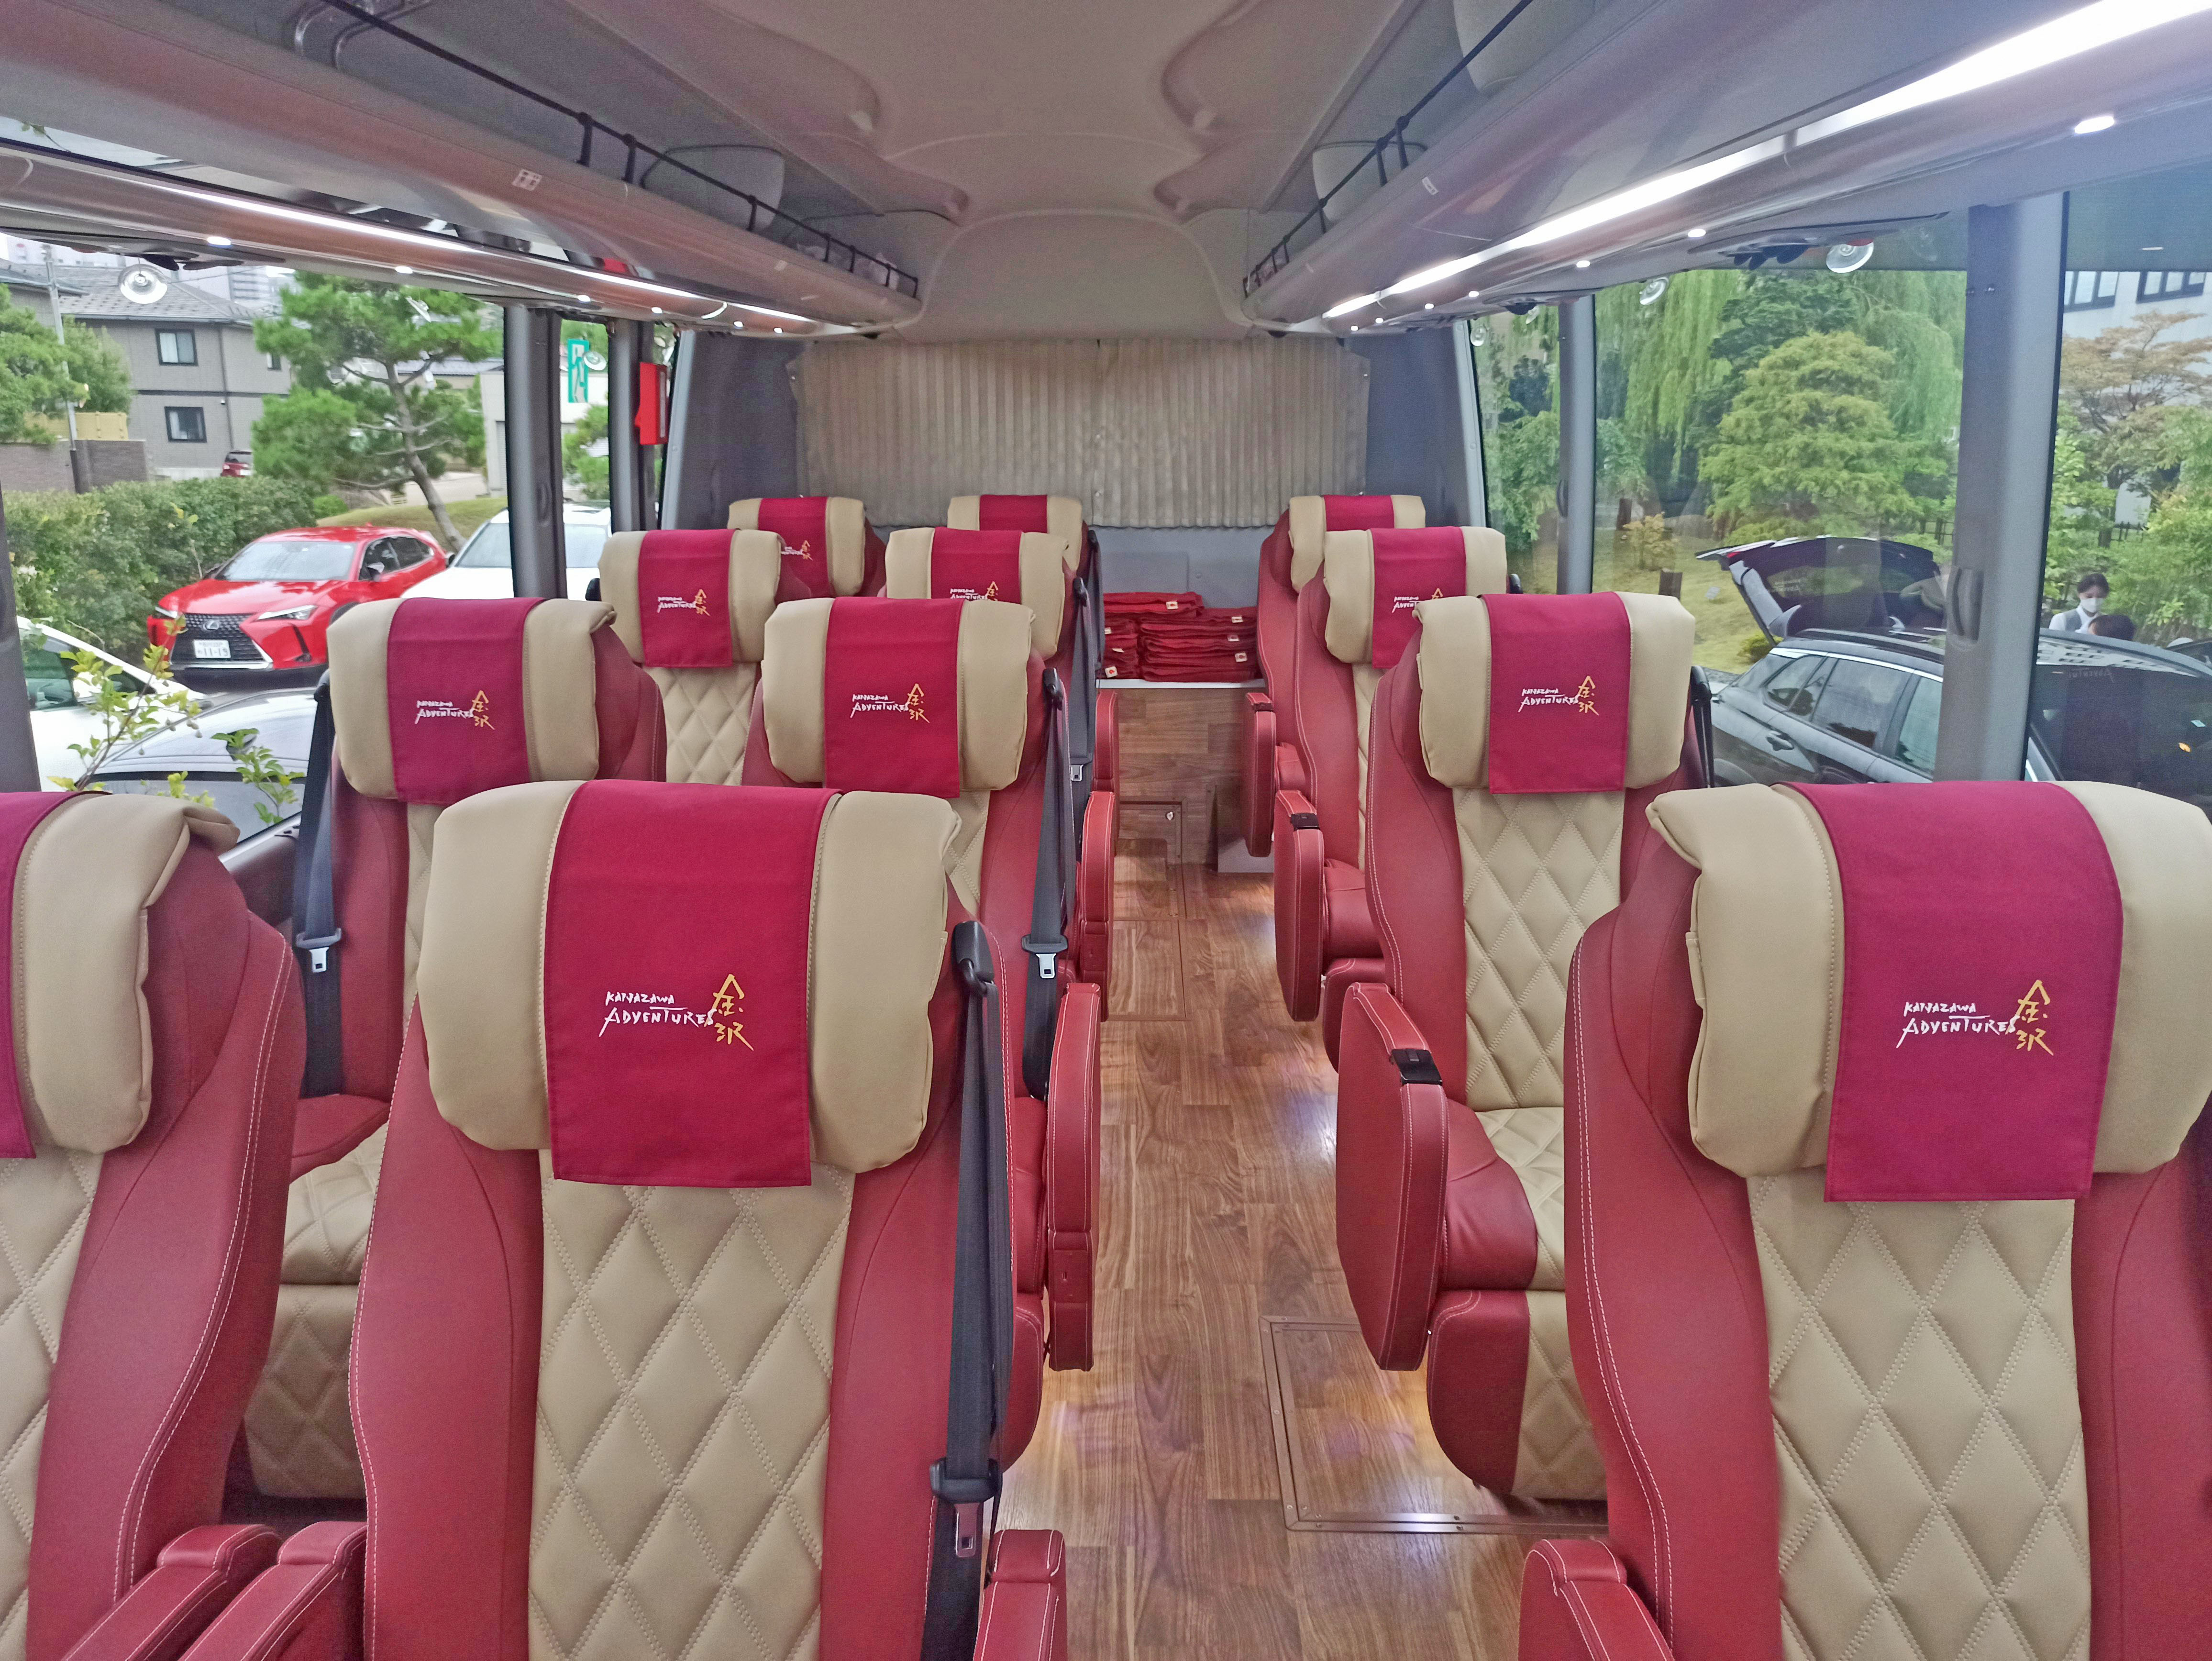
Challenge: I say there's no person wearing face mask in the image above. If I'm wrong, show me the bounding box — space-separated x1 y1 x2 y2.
2051 571 2110 632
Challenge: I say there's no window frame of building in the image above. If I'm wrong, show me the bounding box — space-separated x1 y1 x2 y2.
155 329 199 366
164 406 208 444
2063 270 2121 311
265 350 282 371
2138 270 2208 302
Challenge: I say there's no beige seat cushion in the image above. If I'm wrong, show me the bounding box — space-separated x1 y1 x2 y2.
946 494 1085 569
726 497 870 595
882 527 1069 656
1286 493 1424 590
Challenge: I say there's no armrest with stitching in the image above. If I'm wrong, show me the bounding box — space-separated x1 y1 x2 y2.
1272 790 1326 1022
1335 984 1451 1370
176 1523 365 1661
1074 787 1116 992
1274 740 1307 800
974 1531 1068 1661
1517 1539 1673 1661
62 1526 279 1661
1241 693 1276 854
1044 982 1102 1371
1092 689 1119 794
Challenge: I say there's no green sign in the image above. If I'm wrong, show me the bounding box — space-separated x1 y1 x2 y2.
564 336 589 404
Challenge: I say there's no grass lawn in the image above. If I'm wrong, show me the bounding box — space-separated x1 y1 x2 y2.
318 495 506 547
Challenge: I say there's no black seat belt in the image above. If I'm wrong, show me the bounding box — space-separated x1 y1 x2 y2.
293 675 346 1098
1019 670 1072 1100
1068 574 1098 825
923 922 1016 1660
1689 667 1716 787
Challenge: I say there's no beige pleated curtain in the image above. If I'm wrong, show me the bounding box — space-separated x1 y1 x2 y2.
791 337 1369 527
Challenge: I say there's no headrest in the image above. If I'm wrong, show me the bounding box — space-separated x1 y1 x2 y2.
947 495 1084 569
1415 592 1693 793
330 598 619 805
1287 494 1424 589
1321 528 1509 667
0 793 235 1156
1649 782 2212 1185
419 782 957 1178
883 527 1069 656
761 597 1030 796
727 497 869 597
598 530 784 668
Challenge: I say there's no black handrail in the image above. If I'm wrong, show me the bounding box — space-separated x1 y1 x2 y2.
315 0 921 299
1244 0 1540 299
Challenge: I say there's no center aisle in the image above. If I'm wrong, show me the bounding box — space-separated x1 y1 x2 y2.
1000 835 1531 1659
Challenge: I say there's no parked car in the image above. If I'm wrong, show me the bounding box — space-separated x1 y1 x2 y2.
150 525 449 681
81 685 315 842
1702 536 2212 808
408 506 611 600
219 450 254 478
23 619 199 787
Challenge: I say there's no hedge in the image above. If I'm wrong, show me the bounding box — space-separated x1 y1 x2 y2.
3 476 324 656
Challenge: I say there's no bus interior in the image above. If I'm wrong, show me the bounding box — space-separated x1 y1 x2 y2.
1 1 2211 1657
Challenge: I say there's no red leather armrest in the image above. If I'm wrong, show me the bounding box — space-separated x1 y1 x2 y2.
1274 740 1307 800
289 1094 389 1181
975 1531 1069 1661
1241 693 1276 854
1320 958 1388 1068
1517 1539 1674 1661
1272 790 1326 1022
1336 984 1451 1370
1044 981 1102 1371
1074 788 1116 993
62 1526 279 1661
177 1523 365 1661
1092 689 1119 794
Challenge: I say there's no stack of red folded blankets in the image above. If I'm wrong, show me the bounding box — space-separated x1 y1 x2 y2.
1101 593 1259 682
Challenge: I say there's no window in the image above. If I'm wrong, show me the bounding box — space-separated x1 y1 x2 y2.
1813 658 1909 751
360 539 401 578
2063 270 2120 311
2138 271 2207 302
396 538 438 567
265 351 283 371
1471 310 1560 592
164 406 207 444
1887 677 1941 774
21 642 77 711
155 329 198 365
1762 653 1830 720
220 537 354 581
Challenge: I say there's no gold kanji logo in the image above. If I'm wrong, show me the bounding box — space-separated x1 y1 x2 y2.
903 683 929 722
2012 978 2053 1056
468 690 493 729
687 588 709 615
708 973 752 1049
1574 675 1598 715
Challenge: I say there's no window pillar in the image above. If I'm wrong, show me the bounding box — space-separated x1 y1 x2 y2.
1557 294 1596 594
503 305 568 598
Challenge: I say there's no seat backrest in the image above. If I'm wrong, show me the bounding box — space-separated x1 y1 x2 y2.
1281 493 1425 592
1366 591 1695 1112
319 598 663 1102
0 793 299 1656
597 529 785 785
354 780 979 1661
1572 780 2212 1661
726 495 878 597
947 495 1085 572
883 527 1073 659
1290 527 1507 868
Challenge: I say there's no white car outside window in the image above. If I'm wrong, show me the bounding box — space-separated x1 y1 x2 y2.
407 509 611 600
22 621 199 789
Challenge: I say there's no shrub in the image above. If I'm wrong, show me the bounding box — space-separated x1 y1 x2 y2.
6 476 322 654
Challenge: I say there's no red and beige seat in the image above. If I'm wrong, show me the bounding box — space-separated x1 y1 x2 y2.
256 598 662 1501
1335 591 1696 1501
183 783 1068 1660
1243 493 1423 856
747 596 1104 1433
885 525 1117 990
1522 779 2212 1661
725 495 885 598
595 528 785 786
0 793 299 1657
1274 525 1507 1056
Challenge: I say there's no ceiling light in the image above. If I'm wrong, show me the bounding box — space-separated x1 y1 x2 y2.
205 234 232 247
1326 291 1383 318
2074 111 2118 132
739 303 809 322
1798 0 2212 146
651 306 664 314
576 293 592 303
1466 289 1479 299
2144 244 2166 250
773 326 784 333
1575 258 1592 268
1687 227 1708 239
393 265 413 275
1424 301 1435 310
1349 324 1360 331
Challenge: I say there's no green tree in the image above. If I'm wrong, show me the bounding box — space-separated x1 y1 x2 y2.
564 404 608 498
2059 310 2212 495
1607 269 1743 511
252 276 495 548
0 296 131 443
2095 410 2212 641
1700 331 1921 538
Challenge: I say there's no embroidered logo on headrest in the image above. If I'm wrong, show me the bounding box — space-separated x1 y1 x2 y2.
1388 587 1448 615
948 582 1002 602
1516 676 1600 716
414 691 494 729
599 973 754 1050
655 589 710 616
1894 979 2054 1055
849 683 930 722
783 538 816 559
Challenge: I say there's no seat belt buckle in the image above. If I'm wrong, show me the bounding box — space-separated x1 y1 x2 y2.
296 928 344 974
930 1459 1002 1559
1021 932 1067 980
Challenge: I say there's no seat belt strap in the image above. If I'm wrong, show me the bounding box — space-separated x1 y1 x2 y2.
923 922 1015 1660
294 677 346 1098
1070 574 1098 820
1020 671 1071 1100
1689 667 1716 787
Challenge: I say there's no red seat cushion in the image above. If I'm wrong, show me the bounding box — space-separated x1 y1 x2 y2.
1321 860 1380 960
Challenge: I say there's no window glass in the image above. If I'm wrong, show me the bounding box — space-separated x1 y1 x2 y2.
452 520 609 571
156 329 197 365
2031 648 2212 806
1471 310 1559 592
1591 233 1965 670
398 538 437 567
1762 653 1829 719
165 406 207 444
1888 676 1942 774
95 774 281 835
1814 658 1907 750
21 643 77 710
221 537 355 581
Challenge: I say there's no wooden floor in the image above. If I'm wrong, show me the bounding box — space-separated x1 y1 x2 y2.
1000 826 1537 1660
